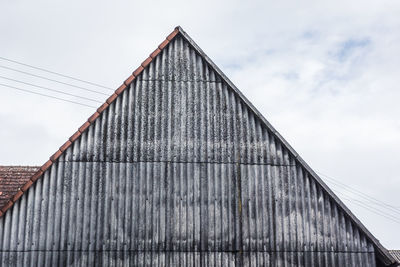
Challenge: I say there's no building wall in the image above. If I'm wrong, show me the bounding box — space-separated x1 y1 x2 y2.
0 35 377 266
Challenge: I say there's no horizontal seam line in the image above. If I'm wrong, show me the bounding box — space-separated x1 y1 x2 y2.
137 79 224 83
0 249 376 253
55 160 295 167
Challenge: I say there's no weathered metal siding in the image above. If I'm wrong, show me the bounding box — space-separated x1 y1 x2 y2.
0 34 378 266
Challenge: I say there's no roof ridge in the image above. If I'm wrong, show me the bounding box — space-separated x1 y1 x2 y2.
0 165 40 167
0 26 180 217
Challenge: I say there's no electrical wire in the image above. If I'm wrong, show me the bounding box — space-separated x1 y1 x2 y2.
317 171 400 224
339 195 400 225
317 171 400 213
0 65 110 96
0 56 113 90
0 83 96 108
0 75 102 103
324 177 400 217
331 188 400 221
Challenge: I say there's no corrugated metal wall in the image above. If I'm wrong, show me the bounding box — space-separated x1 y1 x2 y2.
0 35 378 266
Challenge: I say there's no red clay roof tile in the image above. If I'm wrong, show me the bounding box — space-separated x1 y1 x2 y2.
31 171 43 182
106 93 118 104
158 39 169 50
123 76 134 87
116 84 127 95
50 150 62 162
39 161 52 173
69 131 81 142
97 103 109 114
1 200 13 213
166 29 179 41
21 179 34 192
150 48 161 59
88 112 100 123
12 190 23 203
132 66 144 77
78 121 90 133
141 57 152 68
60 140 72 152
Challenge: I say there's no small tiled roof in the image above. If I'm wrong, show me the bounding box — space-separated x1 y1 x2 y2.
0 166 39 214
389 250 400 263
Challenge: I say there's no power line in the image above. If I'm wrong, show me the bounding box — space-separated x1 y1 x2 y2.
316 170 400 224
340 195 400 225
0 56 113 91
317 171 400 213
0 65 110 96
0 83 96 108
332 189 400 222
0 75 102 104
323 176 400 217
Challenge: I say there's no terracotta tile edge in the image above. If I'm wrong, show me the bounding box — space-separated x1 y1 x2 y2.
78 121 90 133
21 180 34 192
106 93 117 104
150 48 161 59
88 112 100 123
123 77 134 88
141 57 152 69
166 28 179 41
50 150 62 162
97 102 109 113
1 201 13 214
12 190 24 203
0 26 181 217
132 66 144 77
69 130 81 142
40 160 52 173
60 140 72 152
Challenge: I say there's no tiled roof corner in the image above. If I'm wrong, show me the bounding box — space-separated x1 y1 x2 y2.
0 26 181 217
0 166 40 213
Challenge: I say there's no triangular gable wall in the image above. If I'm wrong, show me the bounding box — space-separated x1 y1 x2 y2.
0 27 395 266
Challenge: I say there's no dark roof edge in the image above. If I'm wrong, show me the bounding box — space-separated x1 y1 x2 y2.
175 26 397 266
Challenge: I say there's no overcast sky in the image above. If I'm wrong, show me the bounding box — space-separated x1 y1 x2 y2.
1 0 399 248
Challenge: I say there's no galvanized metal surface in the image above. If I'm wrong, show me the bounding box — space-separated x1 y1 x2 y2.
0 34 385 266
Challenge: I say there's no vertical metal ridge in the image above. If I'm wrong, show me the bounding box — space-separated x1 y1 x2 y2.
0 35 380 266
